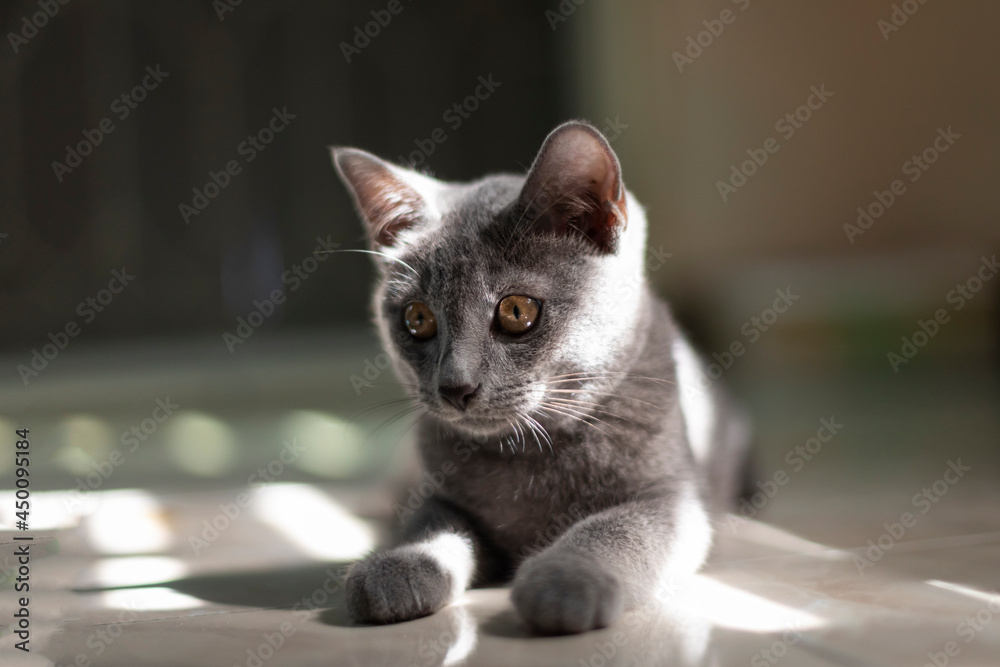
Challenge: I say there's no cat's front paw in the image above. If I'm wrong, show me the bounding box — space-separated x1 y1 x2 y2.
346 548 453 624
511 553 624 634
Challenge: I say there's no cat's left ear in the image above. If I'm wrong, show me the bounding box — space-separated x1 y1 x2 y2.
518 121 628 254
331 147 440 249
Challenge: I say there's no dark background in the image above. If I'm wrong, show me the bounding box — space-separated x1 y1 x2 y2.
1 0 570 347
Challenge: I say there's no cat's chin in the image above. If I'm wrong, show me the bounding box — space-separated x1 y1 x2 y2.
430 411 515 438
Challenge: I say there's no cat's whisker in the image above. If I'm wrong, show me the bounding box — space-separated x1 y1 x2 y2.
363 404 425 449
543 389 663 411
546 370 668 378
315 248 419 277
542 396 610 409
522 415 543 453
523 412 553 454
536 406 612 442
544 397 636 425
515 418 527 453
537 403 614 440
502 416 518 454
543 373 676 386
544 401 616 432
530 412 554 448
353 382 419 391
508 427 520 453
518 413 539 453
351 397 416 419
399 407 429 439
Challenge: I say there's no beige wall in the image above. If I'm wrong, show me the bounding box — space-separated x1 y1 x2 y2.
575 0 998 272
574 1 999 364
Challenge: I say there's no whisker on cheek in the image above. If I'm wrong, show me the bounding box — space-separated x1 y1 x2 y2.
544 372 677 387
536 403 615 441
543 388 663 411
351 397 417 420
521 412 553 454
315 248 420 277
363 404 426 449
545 397 637 426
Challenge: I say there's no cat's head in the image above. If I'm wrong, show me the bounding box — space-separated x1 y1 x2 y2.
332 121 649 437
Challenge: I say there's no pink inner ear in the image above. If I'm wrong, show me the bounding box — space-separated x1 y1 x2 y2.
361 180 424 247
520 123 628 253
334 149 427 248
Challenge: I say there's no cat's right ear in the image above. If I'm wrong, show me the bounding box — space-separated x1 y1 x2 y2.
518 121 627 254
331 148 440 248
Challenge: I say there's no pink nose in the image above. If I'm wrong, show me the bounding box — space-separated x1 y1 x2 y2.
439 383 480 411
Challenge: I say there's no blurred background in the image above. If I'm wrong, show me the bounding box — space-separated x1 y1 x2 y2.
1 0 998 528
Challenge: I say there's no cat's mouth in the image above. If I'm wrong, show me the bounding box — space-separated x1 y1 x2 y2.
422 384 551 436
433 408 512 435
429 399 536 437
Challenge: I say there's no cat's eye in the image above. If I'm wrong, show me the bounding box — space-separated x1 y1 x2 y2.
403 302 437 339
496 295 541 334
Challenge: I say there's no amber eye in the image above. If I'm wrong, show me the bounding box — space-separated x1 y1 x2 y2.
496 295 541 334
403 302 437 339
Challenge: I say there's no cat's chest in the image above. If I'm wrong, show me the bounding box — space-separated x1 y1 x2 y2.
423 442 634 557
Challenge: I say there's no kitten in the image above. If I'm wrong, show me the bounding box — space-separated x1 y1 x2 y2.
331 121 750 634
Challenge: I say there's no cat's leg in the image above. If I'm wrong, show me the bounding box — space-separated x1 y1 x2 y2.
511 488 712 634
346 495 497 624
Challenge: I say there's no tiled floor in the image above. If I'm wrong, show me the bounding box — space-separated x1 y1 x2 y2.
5 477 1000 667
1 335 998 665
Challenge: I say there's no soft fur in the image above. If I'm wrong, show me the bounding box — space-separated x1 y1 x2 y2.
332 121 749 634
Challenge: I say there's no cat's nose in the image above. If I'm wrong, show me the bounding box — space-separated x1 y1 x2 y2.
439 383 481 411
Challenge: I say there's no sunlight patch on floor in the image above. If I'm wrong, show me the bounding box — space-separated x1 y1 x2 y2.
86 490 172 555
87 556 188 588
100 587 206 612
681 575 826 633
252 483 376 560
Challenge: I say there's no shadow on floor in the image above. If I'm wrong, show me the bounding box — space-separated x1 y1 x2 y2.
74 562 354 613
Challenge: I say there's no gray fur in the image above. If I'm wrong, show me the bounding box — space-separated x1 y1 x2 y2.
332 121 749 634
345 546 452 624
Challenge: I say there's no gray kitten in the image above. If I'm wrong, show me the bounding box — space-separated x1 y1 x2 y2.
332 121 749 634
